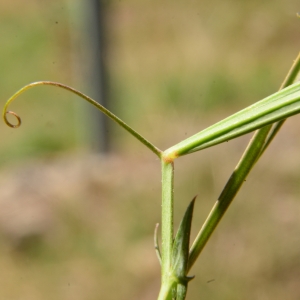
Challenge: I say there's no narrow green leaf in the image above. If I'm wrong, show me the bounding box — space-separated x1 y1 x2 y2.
165 82 300 157
172 197 196 280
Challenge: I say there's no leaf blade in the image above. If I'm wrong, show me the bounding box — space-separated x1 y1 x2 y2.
166 81 300 157
172 197 196 279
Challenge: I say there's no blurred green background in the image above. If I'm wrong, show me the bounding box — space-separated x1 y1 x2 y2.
0 0 300 299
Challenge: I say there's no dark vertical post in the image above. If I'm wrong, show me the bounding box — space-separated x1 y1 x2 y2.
86 0 110 152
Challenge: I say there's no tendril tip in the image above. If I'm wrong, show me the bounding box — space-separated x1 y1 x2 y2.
4 111 21 128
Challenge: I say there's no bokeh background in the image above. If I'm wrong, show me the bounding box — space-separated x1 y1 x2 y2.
0 0 300 299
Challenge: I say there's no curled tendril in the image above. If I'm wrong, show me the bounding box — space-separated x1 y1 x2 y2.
2 81 162 158
4 111 21 128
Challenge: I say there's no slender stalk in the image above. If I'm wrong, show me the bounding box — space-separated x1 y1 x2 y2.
161 160 174 281
2 81 162 158
188 126 269 270
281 52 300 88
158 160 175 300
187 52 300 271
157 280 176 300
259 52 300 155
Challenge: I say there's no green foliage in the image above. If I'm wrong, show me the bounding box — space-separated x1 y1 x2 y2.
3 51 300 300
1 2 299 297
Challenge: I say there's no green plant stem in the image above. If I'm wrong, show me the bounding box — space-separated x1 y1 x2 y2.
2 81 162 158
188 126 270 270
259 52 300 155
158 53 300 296
281 52 300 88
187 52 300 271
161 160 174 280
157 280 176 300
158 160 175 300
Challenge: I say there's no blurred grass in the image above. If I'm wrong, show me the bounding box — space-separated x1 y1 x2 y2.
0 0 300 299
0 0 76 166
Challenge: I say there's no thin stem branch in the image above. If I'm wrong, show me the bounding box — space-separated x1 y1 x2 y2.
259 52 300 156
188 51 300 271
2 81 162 158
188 126 269 270
157 159 176 300
161 160 174 281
